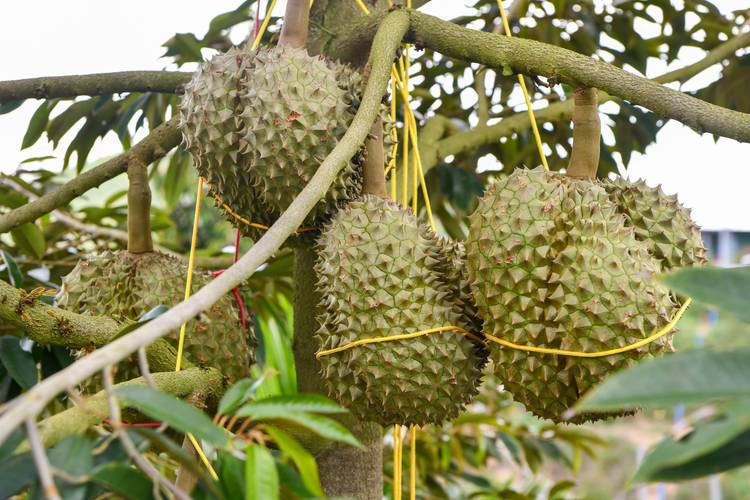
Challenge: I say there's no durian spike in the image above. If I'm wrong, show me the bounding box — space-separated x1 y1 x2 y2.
362 117 387 198
126 158 153 254
279 0 310 48
566 87 601 179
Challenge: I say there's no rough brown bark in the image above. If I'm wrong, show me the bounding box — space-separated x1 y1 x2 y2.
293 247 383 499
566 87 600 179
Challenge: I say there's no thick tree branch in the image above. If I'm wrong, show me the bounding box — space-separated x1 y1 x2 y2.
0 117 181 235
14 368 223 450
0 71 191 103
419 28 750 169
408 11 750 143
126 158 154 254
0 9 409 445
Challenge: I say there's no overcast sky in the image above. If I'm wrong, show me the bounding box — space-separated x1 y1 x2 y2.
1 1 748 230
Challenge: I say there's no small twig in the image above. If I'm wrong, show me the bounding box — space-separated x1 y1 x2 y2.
137 347 157 389
102 366 190 500
25 419 62 500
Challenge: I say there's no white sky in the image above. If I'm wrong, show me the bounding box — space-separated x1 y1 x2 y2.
1 1 749 230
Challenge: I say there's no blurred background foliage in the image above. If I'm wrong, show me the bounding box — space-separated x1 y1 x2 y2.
1 0 750 498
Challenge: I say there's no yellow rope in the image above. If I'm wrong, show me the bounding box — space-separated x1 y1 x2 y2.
409 425 416 500
209 191 317 233
394 424 402 500
251 0 279 50
496 0 549 171
316 298 691 359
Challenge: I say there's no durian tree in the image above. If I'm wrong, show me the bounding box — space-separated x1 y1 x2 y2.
1 0 749 498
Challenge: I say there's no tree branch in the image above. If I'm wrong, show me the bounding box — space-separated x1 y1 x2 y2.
419 27 750 169
0 8 410 446
0 117 181 234
0 71 191 103
408 10 750 143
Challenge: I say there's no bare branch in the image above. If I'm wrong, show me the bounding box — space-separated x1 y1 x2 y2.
0 117 181 234
102 366 191 500
0 71 191 102
0 9 409 445
25 419 62 500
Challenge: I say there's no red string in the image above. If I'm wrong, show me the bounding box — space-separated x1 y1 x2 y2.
254 0 263 37
209 229 248 330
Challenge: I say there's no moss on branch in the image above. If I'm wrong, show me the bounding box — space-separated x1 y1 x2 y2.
0 117 181 235
31 368 223 449
0 71 191 103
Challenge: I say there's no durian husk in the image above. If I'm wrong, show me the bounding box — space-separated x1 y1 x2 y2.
466 167 678 423
57 251 255 387
315 195 486 427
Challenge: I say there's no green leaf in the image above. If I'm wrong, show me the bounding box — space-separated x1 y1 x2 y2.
576 349 750 413
265 426 323 496
20 155 56 164
216 451 245 500
236 394 347 417
47 435 94 500
634 400 750 482
661 266 750 323
244 444 279 500
46 98 97 147
90 463 155 500
239 408 360 448
22 101 55 149
0 250 24 287
0 337 37 389
115 386 229 447
0 452 34 498
0 99 24 115
218 374 269 415
10 223 46 259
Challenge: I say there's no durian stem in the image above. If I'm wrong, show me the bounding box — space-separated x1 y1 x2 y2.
293 247 383 498
127 158 154 253
566 87 600 179
362 117 387 197
279 0 310 48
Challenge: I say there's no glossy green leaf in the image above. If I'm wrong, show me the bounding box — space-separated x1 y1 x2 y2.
244 444 279 500
576 349 750 413
90 464 155 500
634 400 750 482
240 409 360 448
10 223 46 259
46 98 97 147
22 101 55 149
47 435 94 500
236 394 347 417
218 374 268 415
0 250 23 287
216 451 245 500
661 266 750 323
0 337 37 389
116 386 229 447
265 426 323 496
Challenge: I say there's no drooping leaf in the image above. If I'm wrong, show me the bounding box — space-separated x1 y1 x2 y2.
218 374 269 415
265 426 324 496
10 223 46 260
90 463 155 500
22 100 55 149
115 385 229 447
576 349 750 413
46 435 95 500
236 394 347 417
216 450 245 500
0 452 34 498
0 99 24 115
0 250 24 287
661 266 750 323
0 336 37 390
634 400 750 482
238 408 360 448
244 444 279 500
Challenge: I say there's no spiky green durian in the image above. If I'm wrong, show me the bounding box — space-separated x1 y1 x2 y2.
604 177 707 271
57 251 254 385
466 167 677 423
315 195 486 426
179 45 367 240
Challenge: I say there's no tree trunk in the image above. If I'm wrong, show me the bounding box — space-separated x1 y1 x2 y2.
293 246 383 499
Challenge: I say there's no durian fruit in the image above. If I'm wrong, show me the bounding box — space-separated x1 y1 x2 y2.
315 195 486 427
57 251 254 385
179 45 367 240
466 167 677 422
604 178 707 271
